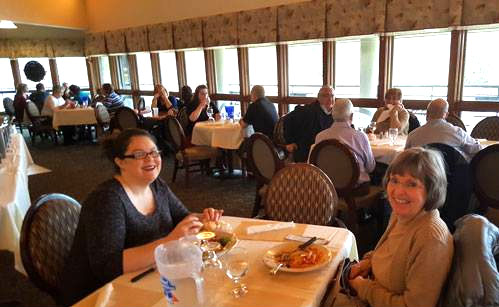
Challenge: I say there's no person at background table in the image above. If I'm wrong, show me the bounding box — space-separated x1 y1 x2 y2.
283 85 335 162
405 98 482 161
186 84 220 136
370 88 409 135
61 82 71 100
240 85 278 138
28 83 48 113
314 98 375 193
41 85 70 117
13 83 29 122
101 83 124 115
68 84 90 106
178 85 193 110
337 147 453 307
151 84 178 116
60 129 223 305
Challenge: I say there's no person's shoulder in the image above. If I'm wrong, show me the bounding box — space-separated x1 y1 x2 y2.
415 211 452 244
84 179 124 205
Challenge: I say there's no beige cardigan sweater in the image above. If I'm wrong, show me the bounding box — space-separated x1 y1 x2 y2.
371 106 409 135
356 210 454 307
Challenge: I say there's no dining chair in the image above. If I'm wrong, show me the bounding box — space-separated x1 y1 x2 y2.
309 139 383 234
114 107 140 131
3 97 15 117
20 193 81 303
446 114 467 131
272 114 292 162
408 111 421 133
264 163 340 226
25 101 58 145
94 103 111 140
176 106 190 132
165 116 220 187
470 144 499 215
247 133 285 217
426 143 472 232
471 116 499 141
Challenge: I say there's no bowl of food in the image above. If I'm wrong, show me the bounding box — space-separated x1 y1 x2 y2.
199 221 237 256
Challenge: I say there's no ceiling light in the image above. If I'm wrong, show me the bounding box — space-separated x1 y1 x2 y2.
0 20 17 29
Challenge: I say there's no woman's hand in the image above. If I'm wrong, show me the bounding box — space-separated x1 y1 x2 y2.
349 275 365 293
202 208 224 222
349 259 371 279
167 214 204 241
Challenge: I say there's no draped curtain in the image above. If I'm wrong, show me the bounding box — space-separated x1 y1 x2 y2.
148 23 174 51
278 0 326 42
203 13 238 47
125 26 149 52
173 18 203 49
238 7 278 46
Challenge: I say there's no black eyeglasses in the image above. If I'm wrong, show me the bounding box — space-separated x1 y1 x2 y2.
123 150 162 160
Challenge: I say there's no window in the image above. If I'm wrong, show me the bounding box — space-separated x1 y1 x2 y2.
135 52 153 90
335 36 379 98
117 55 131 89
248 45 278 96
56 57 89 88
288 42 322 97
0 58 14 91
18 57 52 90
121 95 134 109
98 56 111 85
185 49 206 88
159 51 179 92
392 32 451 100
461 111 499 132
214 47 239 94
463 28 499 102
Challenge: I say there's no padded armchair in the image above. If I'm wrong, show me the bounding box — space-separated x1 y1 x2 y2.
309 139 383 233
471 116 499 141
471 144 499 213
408 111 421 133
264 163 338 225
446 114 466 131
165 116 220 187
20 193 81 301
25 101 57 145
176 106 189 132
94 103 111 140
272 114 291 161
247 133 285 217
114 107 140 131
3 97 15 117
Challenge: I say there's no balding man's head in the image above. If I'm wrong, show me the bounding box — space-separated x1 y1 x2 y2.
332 98 353 122
426 98 449 120
250 85 265 102
318 85 335 111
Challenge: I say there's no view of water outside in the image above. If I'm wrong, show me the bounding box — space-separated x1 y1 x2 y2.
288 42 322 97
135 52 154 91
56 57 89 88
185 49 207 90
214 47 241 115
159 51 179 92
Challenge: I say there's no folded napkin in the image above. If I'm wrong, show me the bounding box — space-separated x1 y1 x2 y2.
94 283 113 307
246 222 295 235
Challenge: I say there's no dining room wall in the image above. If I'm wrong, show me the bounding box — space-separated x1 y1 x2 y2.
84 0 305 32
0 0 88 30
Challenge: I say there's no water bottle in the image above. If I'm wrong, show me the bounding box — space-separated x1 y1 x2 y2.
154 237 205 307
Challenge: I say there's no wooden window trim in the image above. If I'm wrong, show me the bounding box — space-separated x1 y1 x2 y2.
150 52 161 86
175 51 187 90
323 41 334 87
276 44 288 116
378 35 393 107
204 49 216 94
447 30 466 116
108 56 119 89
238 47 250 114
49 58 59 86
10 59 21 88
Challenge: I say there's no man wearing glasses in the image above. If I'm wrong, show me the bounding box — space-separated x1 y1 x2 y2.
283 86 335 162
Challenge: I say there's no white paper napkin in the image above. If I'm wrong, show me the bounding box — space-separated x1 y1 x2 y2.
94 283 114 307
246 221 295 235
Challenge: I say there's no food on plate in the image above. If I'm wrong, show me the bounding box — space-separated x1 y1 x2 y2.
202 220 233 233
274 245 327 269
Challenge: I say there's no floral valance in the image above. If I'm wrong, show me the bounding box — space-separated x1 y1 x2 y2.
105 30 126 54
326 0 385 38
173 18 203 49
278 0 326 42
52 39 85 57
9 39 54 58
148 23 174 51
203 13 238 47
85 32 107 56
125 26 149 52
385 0 462 33
238 6 277 46
0 40 14 58
462 0 499 26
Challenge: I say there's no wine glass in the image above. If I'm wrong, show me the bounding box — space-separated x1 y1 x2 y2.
224 247 249 298
368 121 377 133
206 106 214 121
388 128 398 146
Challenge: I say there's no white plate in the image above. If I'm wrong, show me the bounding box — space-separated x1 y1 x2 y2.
262 242 333 273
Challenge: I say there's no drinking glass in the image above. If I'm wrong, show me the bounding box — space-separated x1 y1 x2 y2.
388 128 398 146
206 107 214 121
224 247 249 298
368 121 377 133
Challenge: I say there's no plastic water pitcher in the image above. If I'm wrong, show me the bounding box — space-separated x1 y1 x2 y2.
154 238 205 307
224 105 234 119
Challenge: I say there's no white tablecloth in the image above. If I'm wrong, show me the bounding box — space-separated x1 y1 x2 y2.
0 132 39 272
370 136 406 165
191 121 253 150
52 107 97 129
73 216 358 307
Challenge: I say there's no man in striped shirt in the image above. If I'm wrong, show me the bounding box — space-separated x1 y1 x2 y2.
102 83 124 114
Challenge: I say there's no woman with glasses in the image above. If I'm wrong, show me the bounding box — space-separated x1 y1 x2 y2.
61 129 223 305
332 147 454 307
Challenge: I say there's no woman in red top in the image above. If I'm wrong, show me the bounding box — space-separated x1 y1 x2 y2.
13 83 28 122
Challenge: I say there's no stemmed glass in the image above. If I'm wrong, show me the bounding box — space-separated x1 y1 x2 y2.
224 247 249 298
368 121 377 133
388 128 398 146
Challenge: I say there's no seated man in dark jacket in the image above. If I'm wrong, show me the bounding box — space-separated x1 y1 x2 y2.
283 86 335 162
29 83 48 112
240 85 278 138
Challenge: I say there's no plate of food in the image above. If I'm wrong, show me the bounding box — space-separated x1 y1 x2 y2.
263 242 333 273
199 221 238 256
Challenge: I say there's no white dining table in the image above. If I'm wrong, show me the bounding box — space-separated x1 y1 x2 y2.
73 216 358 307
52 107 97 130
369 135 407 165
0 131 50 273
191 120 254 150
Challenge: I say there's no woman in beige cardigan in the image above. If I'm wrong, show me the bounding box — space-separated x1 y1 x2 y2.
335 147 454 307
371 88 409 135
